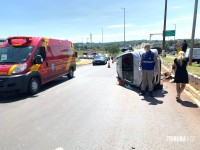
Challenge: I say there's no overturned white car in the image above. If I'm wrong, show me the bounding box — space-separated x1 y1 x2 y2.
116 49 163 90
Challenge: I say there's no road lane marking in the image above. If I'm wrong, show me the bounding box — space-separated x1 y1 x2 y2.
55 147 63 150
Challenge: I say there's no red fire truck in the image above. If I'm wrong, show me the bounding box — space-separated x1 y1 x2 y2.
0 36 76 94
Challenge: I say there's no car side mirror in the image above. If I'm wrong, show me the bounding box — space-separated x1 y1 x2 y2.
33 55 43 64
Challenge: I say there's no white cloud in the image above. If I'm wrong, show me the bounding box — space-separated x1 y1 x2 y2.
176 15 193 21
167 15 194 24
170 6 182 9
168 13 200 23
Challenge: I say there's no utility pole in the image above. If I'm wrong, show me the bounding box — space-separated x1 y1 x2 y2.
121 7 126 49
162 0 168 50
173 24 176 40
82 37 83 50
90 33 92 49
100 28 104 50
189 0 198 65
86 37 89 50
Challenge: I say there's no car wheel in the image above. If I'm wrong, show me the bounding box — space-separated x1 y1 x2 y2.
68 68 74 79
28 77 40 95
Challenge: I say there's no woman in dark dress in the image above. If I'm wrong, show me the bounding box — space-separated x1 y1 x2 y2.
173 51 189 101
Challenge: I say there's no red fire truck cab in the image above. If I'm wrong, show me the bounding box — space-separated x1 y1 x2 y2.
0 36 76 95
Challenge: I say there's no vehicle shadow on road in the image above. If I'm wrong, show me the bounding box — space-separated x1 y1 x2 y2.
141 95 164 105
0 93 37 103
176 99 198 108
123 84 166 105
39 76 72 93
0 76 73 103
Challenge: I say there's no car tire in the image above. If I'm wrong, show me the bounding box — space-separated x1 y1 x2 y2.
68 68 74 79
28 77 40 95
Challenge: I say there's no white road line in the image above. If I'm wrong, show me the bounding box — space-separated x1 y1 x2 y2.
55 147 64 150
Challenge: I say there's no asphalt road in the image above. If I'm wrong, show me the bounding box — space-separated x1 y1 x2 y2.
0 63 200 150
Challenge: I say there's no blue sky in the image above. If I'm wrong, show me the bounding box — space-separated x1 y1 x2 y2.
0 0 199 43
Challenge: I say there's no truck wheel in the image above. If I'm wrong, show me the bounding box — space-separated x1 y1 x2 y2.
68 68 74 79
28 77 40 95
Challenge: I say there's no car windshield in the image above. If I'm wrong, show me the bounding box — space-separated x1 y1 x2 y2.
95 56 104 59
0 46 34 64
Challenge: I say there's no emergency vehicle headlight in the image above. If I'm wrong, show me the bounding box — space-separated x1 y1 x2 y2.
12 64 27 74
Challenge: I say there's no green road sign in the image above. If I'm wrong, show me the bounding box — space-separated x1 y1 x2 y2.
164 30 176 36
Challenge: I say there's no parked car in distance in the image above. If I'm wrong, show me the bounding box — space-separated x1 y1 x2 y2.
93 55 107 65
0 39 6 46
87 55 93 59
170 51 176 55
82 53 87 59
185 48 200 64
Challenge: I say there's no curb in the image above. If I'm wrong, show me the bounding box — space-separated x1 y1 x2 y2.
185 84 200 101
162 64 200 102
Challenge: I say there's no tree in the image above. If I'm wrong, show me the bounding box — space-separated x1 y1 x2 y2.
105 44 120 55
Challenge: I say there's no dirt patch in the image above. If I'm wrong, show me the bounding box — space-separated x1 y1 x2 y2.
77 59 92 66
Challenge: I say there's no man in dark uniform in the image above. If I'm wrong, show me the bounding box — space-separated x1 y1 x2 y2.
140 44 157 97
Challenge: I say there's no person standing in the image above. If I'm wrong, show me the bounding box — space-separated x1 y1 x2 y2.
173 51 189 101
181 40 188 53
139 44 157 97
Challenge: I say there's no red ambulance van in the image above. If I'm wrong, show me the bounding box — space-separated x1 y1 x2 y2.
0 36 76 95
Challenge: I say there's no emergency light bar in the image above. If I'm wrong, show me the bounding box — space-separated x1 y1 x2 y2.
7 37 32 46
